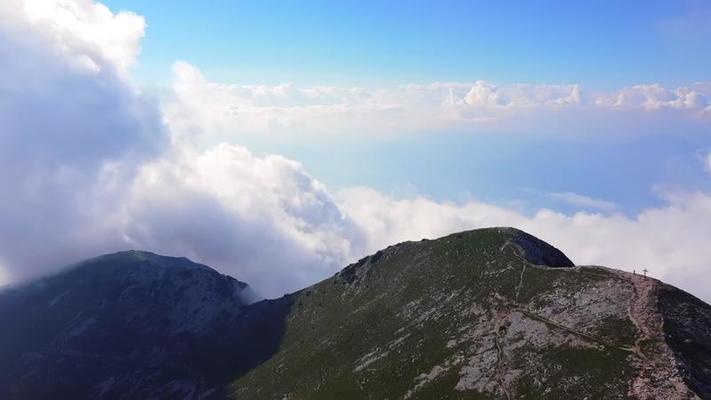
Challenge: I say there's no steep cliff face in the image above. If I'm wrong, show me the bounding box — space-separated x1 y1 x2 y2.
228 228 709 400
1 229 710 400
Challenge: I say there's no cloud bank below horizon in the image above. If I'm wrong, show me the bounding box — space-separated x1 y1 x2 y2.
1 0 711 301
169 61 711 140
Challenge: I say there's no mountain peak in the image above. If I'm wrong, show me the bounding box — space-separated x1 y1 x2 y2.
83 249 217 273
338 227 573 286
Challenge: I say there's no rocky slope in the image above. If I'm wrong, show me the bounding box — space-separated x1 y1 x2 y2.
1 228 710 399
228 228 711 399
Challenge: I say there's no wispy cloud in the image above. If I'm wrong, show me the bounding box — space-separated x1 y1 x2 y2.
548 192 617 212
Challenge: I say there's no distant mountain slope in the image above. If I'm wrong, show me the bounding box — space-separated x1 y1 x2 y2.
228 228 710 399
1 229 710 399
0 250 292 400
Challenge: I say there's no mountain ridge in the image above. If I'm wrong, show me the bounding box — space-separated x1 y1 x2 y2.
228 228 710 399
1 227 710 399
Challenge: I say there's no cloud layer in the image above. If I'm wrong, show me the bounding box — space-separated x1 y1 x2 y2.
167 62 711 140
2 0 711 302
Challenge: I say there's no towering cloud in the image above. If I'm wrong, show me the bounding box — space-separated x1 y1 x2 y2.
119 143 362 295
0 0 166 281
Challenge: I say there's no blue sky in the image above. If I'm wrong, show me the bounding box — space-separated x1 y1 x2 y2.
106 0 711 87
239 131 711 212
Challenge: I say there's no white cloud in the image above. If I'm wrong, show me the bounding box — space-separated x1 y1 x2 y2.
166 63 711 139
548 192 617 212
118 143 363 296
463 81 504 106
0 0 164 283
462 81 583 107
0 0 145 73
596 83 711 111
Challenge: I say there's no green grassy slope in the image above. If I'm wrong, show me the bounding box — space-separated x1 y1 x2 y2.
229 228 639 399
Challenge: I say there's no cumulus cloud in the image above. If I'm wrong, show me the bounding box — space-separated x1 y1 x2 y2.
166 63 711 139
0 0 363 297
0 0 145 73
0 0 165 282
596 83 711 111
461 81 583 107
118 143 363 295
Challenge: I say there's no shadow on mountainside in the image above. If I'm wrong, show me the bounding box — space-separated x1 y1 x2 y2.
658 286 711 399
198 294 297 399
0 290 297 400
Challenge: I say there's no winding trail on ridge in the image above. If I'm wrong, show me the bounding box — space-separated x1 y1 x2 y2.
628 275 656 361
501 240 697 399
493 311 513 400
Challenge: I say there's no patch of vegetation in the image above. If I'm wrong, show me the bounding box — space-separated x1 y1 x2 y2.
228 228 640 399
